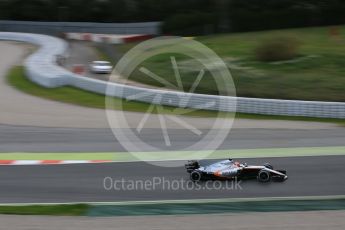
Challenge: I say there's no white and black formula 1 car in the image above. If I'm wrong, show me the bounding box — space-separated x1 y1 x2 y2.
185 159 288 183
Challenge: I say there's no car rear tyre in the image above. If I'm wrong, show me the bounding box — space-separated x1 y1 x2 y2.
190 171 202 182
258 170 271 183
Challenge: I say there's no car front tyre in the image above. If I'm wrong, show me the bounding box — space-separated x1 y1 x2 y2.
257 170 271 183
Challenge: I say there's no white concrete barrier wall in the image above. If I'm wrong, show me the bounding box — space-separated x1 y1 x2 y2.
0 32 71 87
1 32 345 119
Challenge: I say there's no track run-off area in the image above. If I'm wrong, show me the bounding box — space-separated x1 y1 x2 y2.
0 41 344 204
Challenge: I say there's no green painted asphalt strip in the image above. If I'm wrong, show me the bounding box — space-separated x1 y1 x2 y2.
3 195 345 206
87 198 345 216
0 146 345 161
83 195 345 206
2 195 345 206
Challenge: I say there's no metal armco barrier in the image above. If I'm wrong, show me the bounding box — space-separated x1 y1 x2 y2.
0 21 161 35
1 32 344 119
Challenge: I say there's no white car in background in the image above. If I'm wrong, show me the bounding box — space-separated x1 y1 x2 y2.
90 61 113 74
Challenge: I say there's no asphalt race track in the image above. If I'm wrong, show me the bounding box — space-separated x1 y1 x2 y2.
1 125 345 152
0 155 344 203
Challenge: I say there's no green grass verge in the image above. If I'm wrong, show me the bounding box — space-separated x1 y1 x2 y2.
1 146 345 161
7 66 106 109
1 198 344 216
117 25 345 102
6 65 345 124
0 204 89 216
6 66 224 117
